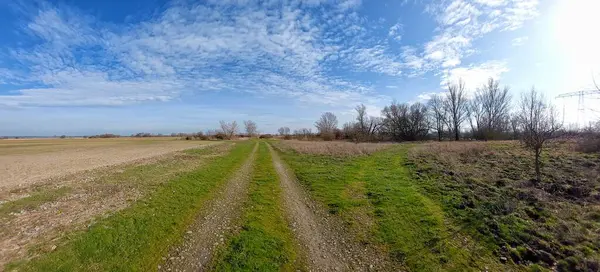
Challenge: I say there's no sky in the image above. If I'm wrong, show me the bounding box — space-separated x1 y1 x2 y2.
1 0 599 136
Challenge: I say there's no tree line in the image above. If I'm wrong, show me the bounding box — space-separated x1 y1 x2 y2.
279 78 563 181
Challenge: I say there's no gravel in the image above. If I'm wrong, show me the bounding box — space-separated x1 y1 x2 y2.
158 143 258 272
268 144 398 271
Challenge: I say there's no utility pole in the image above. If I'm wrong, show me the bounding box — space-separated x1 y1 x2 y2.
556 90 600 128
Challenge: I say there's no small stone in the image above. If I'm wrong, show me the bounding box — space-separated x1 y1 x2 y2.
50 245 57 251
499 256 508 263
186 231 192 234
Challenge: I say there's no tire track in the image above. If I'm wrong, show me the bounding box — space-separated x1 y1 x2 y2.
159 142 258 272
268 144 396 272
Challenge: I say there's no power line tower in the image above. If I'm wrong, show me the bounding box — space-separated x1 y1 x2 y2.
556 90 600 127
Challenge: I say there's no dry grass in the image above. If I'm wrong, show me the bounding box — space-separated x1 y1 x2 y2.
407 140 600 270
277 140 393 156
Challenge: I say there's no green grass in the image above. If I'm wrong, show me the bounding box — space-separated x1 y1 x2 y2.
213 142 301 272
7 141 255 272
0 187 72 218
278 144 502 271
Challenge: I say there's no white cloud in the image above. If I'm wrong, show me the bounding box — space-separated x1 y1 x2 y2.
412 0 539 75
440 60 509 92
417 92 439 101
0 1 395 109
512 36 528 46
388 22 403 41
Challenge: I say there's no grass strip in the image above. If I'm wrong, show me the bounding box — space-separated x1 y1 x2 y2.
213 142 300 272
0 187 72 218
279 145 500 271
8 141 255 272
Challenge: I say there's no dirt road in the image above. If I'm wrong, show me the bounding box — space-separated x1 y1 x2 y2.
159 142 258 272
268 144 394 271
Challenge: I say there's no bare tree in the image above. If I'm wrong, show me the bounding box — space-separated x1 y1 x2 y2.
244 120 258 137
510 113 520 140
294 128 313 140
470 78 512 140
428 94 447 141
315 112 338 140
219 120 238 140
445 79 468 141
517 87 561 182
278 127 290 136
381 101 429 141
355 104 381 141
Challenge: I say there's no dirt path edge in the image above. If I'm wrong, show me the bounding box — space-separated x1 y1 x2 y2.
268 143 396 272
158 142 258 272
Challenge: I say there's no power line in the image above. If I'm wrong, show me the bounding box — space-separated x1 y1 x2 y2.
555 89 600 126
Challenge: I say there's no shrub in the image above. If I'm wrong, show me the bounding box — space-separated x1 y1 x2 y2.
215 132 226 140
321 132 334 141
576 135 600 153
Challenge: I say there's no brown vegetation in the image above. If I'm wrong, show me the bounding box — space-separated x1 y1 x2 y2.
277 140 392 156
408 140 600 270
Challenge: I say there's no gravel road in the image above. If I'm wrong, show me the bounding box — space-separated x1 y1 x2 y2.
158 142 258 272
268 144 396 272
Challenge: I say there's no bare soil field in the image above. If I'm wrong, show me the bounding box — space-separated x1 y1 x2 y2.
0 138 212 194
0 139 223 269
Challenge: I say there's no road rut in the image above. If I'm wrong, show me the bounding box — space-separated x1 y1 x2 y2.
268 144 395 271
159 142 258 272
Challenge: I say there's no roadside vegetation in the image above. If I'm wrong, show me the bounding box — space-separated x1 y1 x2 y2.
276 139 600 271
275 141 504 271
6 141 254 271
408 140 600 271
212 142 301 271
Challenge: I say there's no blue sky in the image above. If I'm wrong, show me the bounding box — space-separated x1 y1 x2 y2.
1 0 599 136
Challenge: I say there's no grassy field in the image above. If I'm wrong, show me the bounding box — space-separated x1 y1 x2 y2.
276 140 600 272
407 141 600 271
3 138 598 271
212 142 301 271
6 141 254 271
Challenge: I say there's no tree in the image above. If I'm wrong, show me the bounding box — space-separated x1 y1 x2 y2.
428 94 447 141
381 101 430 141
244 120 258 137
294 128 313 140
315 112 338 140
278 127 290 136
355 104 381 141
470 78 512 140
445 79 468 141
219 120 238 140
517 87 561 182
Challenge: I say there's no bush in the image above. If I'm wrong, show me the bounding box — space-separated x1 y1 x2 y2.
259 134 273 139
576 135 600 153
215 132 226 140
321 132 334 141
